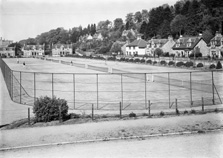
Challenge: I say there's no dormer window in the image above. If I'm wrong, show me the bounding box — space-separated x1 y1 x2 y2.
187 42 191 47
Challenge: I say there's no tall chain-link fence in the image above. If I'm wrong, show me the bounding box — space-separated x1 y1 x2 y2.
1 57 222 112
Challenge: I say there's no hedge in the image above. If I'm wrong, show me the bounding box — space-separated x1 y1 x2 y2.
176 61 184 67
147 60 152 64
197 63 203 68
216 61 222 69
160 60 167 65
168 61 175 66
153 61 157 65
209 64 216 69
185 61 194 67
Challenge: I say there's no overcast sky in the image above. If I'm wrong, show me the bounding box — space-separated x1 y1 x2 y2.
0 0 177 42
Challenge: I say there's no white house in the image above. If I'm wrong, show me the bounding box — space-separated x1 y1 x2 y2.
125 35 147 56
172 35 209 57
52 44 72 56
146 38 168 56
22 44 44 57
208 31 223 58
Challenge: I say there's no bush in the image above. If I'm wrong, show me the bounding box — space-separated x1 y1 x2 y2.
191 109 196 114
160 60 167 65
33 96 69 122
107 56 116 61
216 61 222 69
176 61 184 67
214 108 219 113
183 110 188 114
185 61 194 67
129 112 136 117
168 61 175 66
197 63 203 68
209 64 216 69
129 58 134 62
153 61 157 65
140 59 145 63
160 111 165 116
189 52 202 58
69 113 81 119
134 58 140 63
147 59 152 64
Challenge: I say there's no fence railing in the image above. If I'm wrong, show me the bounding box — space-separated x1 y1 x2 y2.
1 57 223 112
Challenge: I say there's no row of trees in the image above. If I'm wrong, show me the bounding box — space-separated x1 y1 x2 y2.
17 0 222 55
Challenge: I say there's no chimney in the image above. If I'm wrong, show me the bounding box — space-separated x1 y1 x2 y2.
137 34 142 40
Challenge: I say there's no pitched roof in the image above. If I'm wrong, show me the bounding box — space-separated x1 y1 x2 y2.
172 36 202 50
210 33 223 47
127 39 147 48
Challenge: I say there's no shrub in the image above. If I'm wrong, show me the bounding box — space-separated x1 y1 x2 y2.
168 61 175 66
147 59 152 64
69 113 81 119
160 60 167 65
153 61 157 65
197 63 203 68
140 59 145 63
191 109 196 114
160 111 165 116
107 56 116 61
189 52 202 58
176 61 184 67
185 61 194 67
33 96 68 122
216 61 222 69
129 112 136 117
209 64 216 69
129 58 134 62
214 108 218 113
183 110 188 114
134 58 140 63
176 109 180 115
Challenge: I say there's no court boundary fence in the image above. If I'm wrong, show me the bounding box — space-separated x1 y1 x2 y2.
0 57 222 112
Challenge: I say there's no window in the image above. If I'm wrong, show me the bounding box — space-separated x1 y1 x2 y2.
133 46 135 50
187 42 191 47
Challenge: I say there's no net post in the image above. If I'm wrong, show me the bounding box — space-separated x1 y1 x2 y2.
175 98 178 114
11 70 13 101
28 108 30 126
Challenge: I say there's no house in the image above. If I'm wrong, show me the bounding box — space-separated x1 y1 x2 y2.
146 38 168 56
161 36 176 55
0 37 14 57
172 35 209 57
93 32 103 41
22 44 44 57
208 31 223 58
125 34 147 56
52 44 72 56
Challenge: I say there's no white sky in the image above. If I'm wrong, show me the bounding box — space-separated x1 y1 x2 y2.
0 0 177 42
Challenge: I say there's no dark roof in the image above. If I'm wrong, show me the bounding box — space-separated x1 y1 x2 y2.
127 39 147 48
210 34 223 47
172 37 202 50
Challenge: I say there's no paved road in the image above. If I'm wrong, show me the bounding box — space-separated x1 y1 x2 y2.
1 131 223 158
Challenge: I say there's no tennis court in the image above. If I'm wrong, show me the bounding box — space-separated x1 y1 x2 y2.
1 57 223 112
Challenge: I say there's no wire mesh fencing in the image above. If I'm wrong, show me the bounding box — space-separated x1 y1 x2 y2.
1 57 222 112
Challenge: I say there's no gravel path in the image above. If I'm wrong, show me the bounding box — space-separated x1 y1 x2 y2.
1 112 223 149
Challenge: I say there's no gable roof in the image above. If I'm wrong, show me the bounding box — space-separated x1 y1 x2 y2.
172 36 202 50
209 32 223 47
127 39 147 48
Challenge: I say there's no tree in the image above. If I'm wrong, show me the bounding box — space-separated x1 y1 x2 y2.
113 18 123 31
125 13 134 30
9 42 23 56
110 42 122 53
134 11 142 23
170 14 187 35
154 48 163 57
141 9 149 22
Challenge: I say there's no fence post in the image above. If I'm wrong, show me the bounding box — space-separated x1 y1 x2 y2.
211 71 215 105
73 74 75 109
11 70 13 101
148 100 151 117
34 72 36 104
28 108 30 125
120 102 122 118
144 73 147 109
121 74 123 107
168 73 171 108
202 97 204 112
190 72 193 106
59 104 61 123
96 74 99 109
175 98 178 114
92 104 94 120
52 73 54 98
20 71 22 104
